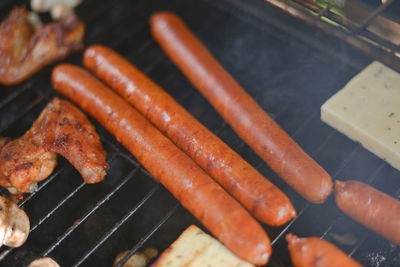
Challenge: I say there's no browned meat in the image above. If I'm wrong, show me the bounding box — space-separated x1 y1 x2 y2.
286 233 363 267
0 97 108 193
0 6 85 85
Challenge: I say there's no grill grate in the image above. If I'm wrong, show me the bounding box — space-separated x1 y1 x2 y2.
262 0 400 71
0 0 400 266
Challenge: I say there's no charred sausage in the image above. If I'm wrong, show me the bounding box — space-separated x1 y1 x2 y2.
286 233 363 267
51 63 271 265
83 45 296 226
149 12 333 203
335 180 400 246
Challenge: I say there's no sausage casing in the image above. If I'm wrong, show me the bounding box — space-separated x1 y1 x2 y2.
51 63 271 265
286 233 363 267
83 45 296 226
149 12 332 203
335 180 400 245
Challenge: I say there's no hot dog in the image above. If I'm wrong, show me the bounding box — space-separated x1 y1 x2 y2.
149 12 333 203
83 45 296 226
51 63 271 266
286 233 363 267
335 180 400 246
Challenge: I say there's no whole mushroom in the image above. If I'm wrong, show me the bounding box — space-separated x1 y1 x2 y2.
0 196 30 248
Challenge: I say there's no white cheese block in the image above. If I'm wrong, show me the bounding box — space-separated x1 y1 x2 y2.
151 225 254 267
321 61 400 171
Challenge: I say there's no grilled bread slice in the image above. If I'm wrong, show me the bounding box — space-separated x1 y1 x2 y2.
151 225 254 267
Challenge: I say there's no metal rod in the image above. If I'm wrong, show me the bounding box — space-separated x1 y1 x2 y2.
0 84 32 110
0 94 45 135
72 183 162 266
0 152 120 261
41 166 140 257
355 0 395 32
114 203 179 267
272 203 310 245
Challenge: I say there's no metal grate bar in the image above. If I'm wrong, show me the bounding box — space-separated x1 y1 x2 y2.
354 0 395 32
358 29 400 54
272 203 309 245
0 152 119 260
125 39 155 60
72 183 162 266
348 235 368 257
310 130 336 157
0 166 67 260
79 0 120 26
114 203 180 267
41 166 140 257
108 25 147 52
0 84 32 110
291 111 319 138
31 183 85 231
331 145 361 178
0 89 45 134
262 0 400 70
17 165 67 207
86 8 146 45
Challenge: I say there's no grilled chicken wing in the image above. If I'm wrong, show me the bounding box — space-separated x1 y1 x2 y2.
0 98 108 193
0 6 84 85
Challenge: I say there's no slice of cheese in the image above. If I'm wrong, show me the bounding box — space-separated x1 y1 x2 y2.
321 61 400 171
151 225 254 267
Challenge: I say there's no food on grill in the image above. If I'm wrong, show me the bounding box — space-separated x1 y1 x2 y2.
0 6 85 85
83 45 296 226
149 12 333 204
335 180 400 246
52 63 271 266
286 233 363 267
31 0 82 12
0 138 11 150
0 196 30 248
0 97 108 194
28 257 60 267
31 0 83 20
114 248 158 267
50 3 74 21
152 225 254 267
321 61 400 172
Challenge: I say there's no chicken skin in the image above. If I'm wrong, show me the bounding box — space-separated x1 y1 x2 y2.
0 6 85 85
0 98 108 194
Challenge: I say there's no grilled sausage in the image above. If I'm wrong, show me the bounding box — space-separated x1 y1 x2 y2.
51 63 271 265
83 45 296 226
149 12 333 203
286 233 363 267
335 180 400 245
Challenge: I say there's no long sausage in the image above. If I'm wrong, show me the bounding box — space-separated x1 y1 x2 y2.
335 180 400 245
83 45 296 226
286 233 363 267
149 12 333 203
51 63 271 266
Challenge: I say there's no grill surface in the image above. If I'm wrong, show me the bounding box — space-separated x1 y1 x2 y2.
0 0 399 266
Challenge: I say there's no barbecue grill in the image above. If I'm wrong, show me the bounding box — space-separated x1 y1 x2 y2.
0 0 400 266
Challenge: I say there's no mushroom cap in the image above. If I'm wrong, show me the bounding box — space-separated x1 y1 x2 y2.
28 257 60 267
0 197 9 246
3 199 30 248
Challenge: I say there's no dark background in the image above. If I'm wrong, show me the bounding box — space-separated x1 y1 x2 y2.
0 0 399 266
